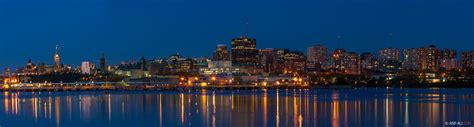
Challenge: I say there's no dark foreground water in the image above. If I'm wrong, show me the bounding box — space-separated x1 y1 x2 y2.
0 88 473 127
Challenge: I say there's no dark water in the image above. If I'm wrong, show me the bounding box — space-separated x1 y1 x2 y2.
0 88 473 127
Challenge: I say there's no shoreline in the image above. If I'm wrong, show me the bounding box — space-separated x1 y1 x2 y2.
2 84 474 92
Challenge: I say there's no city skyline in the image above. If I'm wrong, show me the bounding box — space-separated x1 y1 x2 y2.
1 38 473 70
0 0 472 69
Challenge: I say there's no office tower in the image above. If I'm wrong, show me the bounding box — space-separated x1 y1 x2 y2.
82 61 91 74
231 36 258 66
307 45 328 63
418 45 439 71
461 51 474 70
402 48 421 70
259 48 279 73
213 44 230 61
344 52 360 74
379 47 400 62
100 52 106 71
332 48 346 72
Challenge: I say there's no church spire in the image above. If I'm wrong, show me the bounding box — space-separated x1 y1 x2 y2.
54 45 61 71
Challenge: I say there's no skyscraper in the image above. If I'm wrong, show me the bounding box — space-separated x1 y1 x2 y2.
379 47 400 62
213 44 230 61
439 48 458 70
54 45 61 71
231 36 258 66
307 45 328 63
332 48 346 72
344 52 360 74
402 48 420 70
461 51 474 70
81 61 91 74
100 52 106 71
418 45 439 71
259 48 279 73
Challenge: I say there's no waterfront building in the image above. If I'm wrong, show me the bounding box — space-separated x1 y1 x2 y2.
20 59 38 75
307 45 328 64
180 58 195 73
439 48 457 60
344 52 360 75
360 52 377 71
418 45 439 71
81 61 92 74
402 48 420 70
461 51 474 70
438 48 458 70
100 52 106 72
231 36 258 66
259 48 279 73
439 59 460 70
54 45 61 71
213 44 230 61
199 60 240 75
307 45 328 72
332 48 346 73
379 47 400 62
280 50 306 74
167 53 185 72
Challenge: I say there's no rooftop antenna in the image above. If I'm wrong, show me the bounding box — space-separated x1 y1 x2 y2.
243 17 249 37
388 33 393 48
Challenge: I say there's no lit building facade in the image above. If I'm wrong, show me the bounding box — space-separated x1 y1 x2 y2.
343 52 360 75
259 48 279 73
378 47 400 62
307 45 328 72
461 51 474 70
81 61 92 74
100 52 106 72
307 45 328 64
418 45 439 71
213 44 230 61
361 52 378 71
231 37 258 66
438 48 458 70
402 48 420 70
332 48 346 73
281 50 306 74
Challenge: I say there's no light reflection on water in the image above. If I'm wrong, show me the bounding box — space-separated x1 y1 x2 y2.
0 88 473 127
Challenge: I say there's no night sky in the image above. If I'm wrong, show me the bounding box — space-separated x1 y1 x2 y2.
0 0 472 69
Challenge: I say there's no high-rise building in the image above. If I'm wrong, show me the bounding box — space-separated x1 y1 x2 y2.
281 50 306 74
140 56 147 71
231 36 258 66
100 52 106 71
438 48 458 70
344 52 360 75
54 45 61 71
307 45 328 63
379 47 400 62
418 45 439 71
361 52 377 71
213 44 230 61
307 45 328 72
332 48 346 72
402 48 420 70
439 59 460 70
81 61 91 74
461 51 474 70
259 48 279 73
439 48 457 59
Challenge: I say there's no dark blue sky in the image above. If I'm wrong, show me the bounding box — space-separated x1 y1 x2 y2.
0 0 472 69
